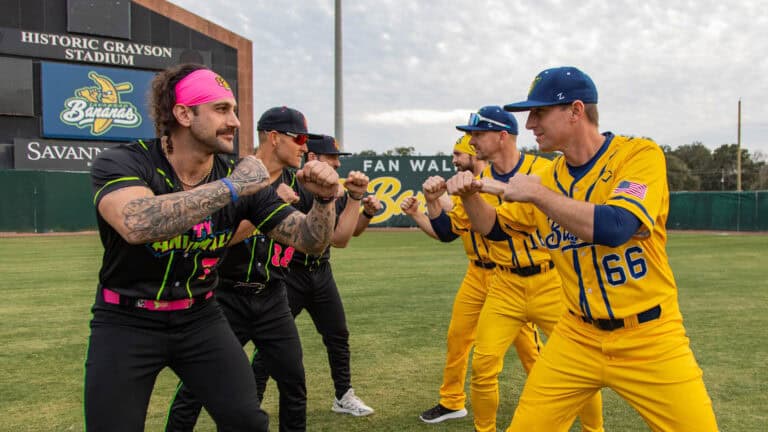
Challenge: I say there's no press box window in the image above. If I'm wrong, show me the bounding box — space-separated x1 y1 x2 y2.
0 57 34 117
67 0 131 40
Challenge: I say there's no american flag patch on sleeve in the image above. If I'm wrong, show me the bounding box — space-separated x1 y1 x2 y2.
613 181 647 199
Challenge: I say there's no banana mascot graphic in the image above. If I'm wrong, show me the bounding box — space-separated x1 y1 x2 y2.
76 72 133 134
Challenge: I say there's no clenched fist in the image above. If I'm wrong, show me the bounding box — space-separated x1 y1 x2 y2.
400 196 420 216
446 171 482 197
296 160 340 199
362 195 383 216
275 183 300 204
344 171 370 199
422 176 447 202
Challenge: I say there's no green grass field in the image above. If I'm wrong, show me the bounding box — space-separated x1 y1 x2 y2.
1 231 766 431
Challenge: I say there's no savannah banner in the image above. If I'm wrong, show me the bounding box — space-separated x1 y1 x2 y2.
338 155 455 227
13 137 117 172
40 62 155 141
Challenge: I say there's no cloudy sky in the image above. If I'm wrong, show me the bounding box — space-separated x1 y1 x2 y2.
172 0 767 157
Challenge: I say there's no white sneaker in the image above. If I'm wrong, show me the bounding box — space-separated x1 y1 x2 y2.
332 388 374 416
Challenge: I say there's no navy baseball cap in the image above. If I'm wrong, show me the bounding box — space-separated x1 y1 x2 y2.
307 135 351 156
503 66 598 112
257 106 321 138
456 105 518 134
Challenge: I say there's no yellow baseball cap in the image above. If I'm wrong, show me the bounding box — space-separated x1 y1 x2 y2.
453 134 475 156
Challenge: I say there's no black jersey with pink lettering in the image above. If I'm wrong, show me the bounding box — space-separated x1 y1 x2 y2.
217 168 314 284
90 139 295 300
274 169 345 267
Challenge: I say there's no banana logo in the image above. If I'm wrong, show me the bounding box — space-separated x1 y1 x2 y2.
60 70 141 136
75 72 133 134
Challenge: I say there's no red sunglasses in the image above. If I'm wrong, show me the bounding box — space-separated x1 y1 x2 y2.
277 131 308 146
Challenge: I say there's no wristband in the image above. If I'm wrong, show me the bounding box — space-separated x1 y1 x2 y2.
221 178 239 203
347 191 365 201
314 195 336 204
362 210 375 219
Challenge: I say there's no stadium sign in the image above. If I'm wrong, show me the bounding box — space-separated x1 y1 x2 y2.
339 156 455 226
0 27 210 69
41 62 155 141
13 138 116 172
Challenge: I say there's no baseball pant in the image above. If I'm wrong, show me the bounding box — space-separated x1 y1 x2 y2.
508 312 718 432
84 293 268 432
470 268 603 432
254 261 352 400
166 281 306 432
439 262 541 411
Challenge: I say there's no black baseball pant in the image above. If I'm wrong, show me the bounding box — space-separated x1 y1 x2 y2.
166 281 306 432
84 292 268 432
254 261 351 400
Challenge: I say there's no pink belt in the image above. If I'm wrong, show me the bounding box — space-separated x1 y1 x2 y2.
102 288 213 311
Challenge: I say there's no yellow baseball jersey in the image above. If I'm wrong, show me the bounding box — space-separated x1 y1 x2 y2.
449 195 493 262
449 154 553 268
497 134 679 321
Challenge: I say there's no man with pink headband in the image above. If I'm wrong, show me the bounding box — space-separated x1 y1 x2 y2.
84 63 339 431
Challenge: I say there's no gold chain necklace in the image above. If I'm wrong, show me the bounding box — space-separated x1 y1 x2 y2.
160 136 214 188
177 161 213 188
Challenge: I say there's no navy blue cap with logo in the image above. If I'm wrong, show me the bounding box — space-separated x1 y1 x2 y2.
504 66 598 112
256 106 322 138
455 105 518 135
307 135 351 156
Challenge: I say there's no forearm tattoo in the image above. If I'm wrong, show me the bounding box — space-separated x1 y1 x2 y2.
267 201 335 255
228 159 269 195
122 182 231 243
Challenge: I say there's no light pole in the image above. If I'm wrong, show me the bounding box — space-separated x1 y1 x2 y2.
334 0 344 148
736 98 742 191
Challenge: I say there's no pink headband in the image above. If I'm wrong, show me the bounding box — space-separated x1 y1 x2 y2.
174 69 234 106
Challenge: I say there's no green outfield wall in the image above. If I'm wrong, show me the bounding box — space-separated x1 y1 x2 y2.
1 160 766 232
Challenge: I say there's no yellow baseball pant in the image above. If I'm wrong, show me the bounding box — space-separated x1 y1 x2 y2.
508 312 718 432
470 267 603 432
439 263 541 411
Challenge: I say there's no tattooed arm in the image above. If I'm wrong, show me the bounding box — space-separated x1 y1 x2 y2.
265 200 336 255
97 156 270 245
260 159 339 254
97 183 233 244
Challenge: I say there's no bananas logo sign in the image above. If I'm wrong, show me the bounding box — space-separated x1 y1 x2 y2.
59 71 142 135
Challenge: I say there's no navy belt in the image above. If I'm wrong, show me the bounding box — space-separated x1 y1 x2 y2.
472 260 496 269
570 305 662 331
498 261 554 277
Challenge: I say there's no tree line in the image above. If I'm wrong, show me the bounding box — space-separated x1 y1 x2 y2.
352 141 767 191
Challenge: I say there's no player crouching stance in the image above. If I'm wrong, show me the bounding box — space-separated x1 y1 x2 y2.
84 64 338 431
457 66 719 431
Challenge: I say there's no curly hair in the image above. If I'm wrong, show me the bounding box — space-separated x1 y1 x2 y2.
148 63 207 140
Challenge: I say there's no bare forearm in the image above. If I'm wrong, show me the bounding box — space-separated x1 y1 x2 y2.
461 193 497 235
331 199 362 248
409 211 438 239
353 213 371 236
426 198 445 219
121 181 231 244
530 187 595 242
267 201 335 255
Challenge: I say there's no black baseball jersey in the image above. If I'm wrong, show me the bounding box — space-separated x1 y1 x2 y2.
218 168 344 283
279 169 346 267
90 139 295 300
217 169 312 284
